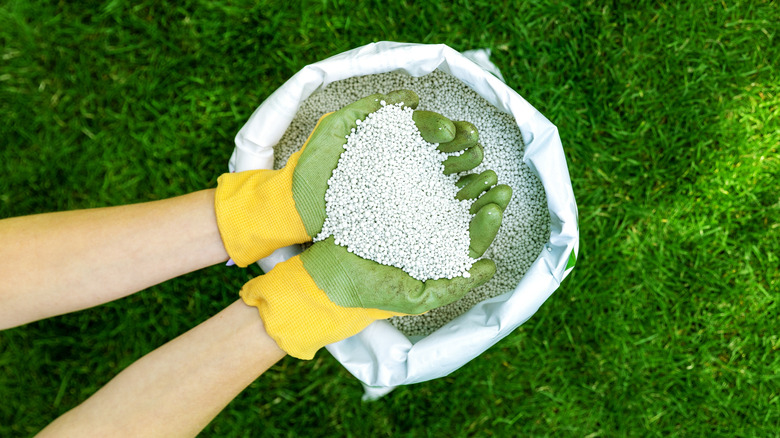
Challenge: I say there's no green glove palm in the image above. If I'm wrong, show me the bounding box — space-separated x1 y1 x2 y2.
301 237 496 314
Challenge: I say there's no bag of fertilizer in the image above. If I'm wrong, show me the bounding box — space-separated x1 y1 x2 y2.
229 41 579 399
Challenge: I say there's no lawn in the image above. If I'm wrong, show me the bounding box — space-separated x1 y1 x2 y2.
1 0 778 436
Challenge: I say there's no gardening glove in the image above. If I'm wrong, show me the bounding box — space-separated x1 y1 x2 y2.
241 242 495 360
214 90 487 267
241 166 511 360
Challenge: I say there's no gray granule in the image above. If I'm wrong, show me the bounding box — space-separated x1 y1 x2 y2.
314 102 474 281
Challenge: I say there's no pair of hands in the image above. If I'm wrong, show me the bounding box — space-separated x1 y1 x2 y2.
215 90 511 359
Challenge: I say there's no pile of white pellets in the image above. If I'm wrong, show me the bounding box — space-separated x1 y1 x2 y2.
314 102 474 281
275 70 551 336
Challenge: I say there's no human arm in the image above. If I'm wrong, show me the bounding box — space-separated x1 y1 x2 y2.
36 299 285 438
0 189 229 329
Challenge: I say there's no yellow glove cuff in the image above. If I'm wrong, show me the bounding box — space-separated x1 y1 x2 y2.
214 114 333 267
239 255 402 360
215 151 309 267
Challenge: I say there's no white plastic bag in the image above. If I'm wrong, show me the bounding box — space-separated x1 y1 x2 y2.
229 42 579 398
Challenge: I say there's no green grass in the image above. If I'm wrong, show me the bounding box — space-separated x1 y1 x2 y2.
1 0 778 436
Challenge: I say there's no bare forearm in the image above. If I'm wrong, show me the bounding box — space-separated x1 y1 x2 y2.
37 299 286 438
0 189 229 328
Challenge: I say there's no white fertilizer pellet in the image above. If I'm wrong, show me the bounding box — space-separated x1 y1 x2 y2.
274 70 551 336
314 102 474 281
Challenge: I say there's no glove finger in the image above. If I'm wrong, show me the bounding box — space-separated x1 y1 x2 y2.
455 173 480 189
469 184 512 214
386 89 419 109
442 143 484 175
437 121 479 153
456 170 498 200
412 110 457 144
469 203 503 258
411 259 497 313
